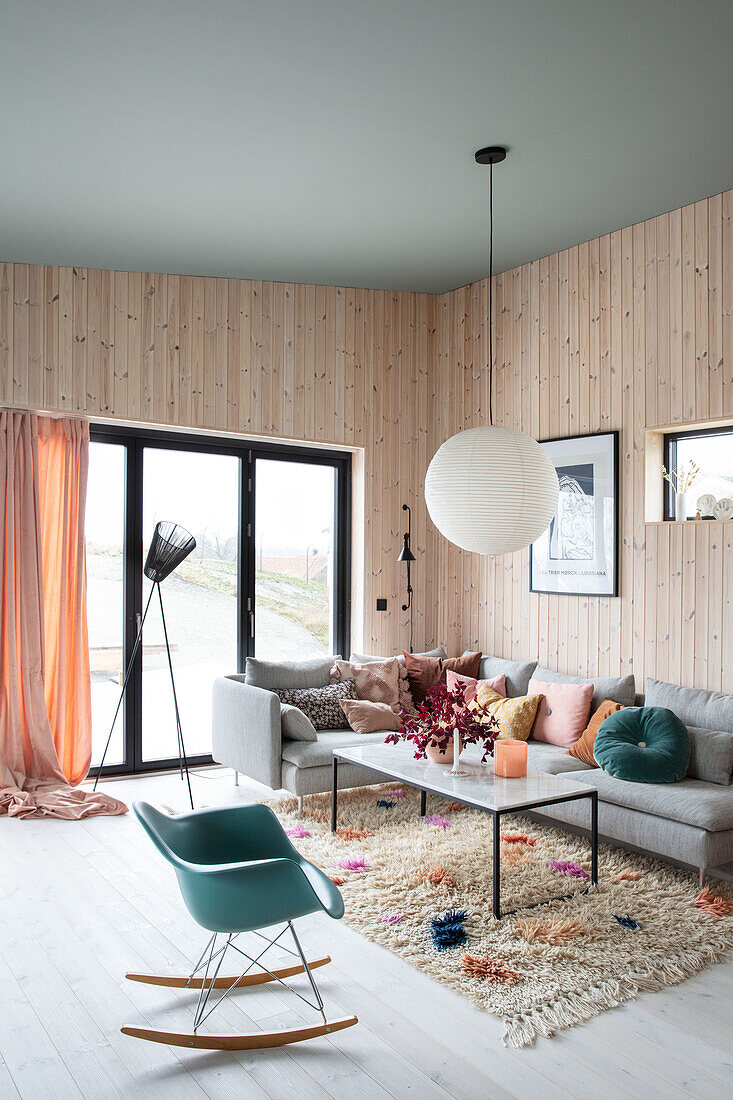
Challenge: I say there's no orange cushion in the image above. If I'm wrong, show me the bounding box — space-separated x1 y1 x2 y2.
567 699 627 766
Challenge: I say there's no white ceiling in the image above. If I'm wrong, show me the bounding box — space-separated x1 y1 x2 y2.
2 0 732 292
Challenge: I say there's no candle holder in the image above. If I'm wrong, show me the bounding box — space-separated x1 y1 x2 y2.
494 738 527 778
445 732 469 777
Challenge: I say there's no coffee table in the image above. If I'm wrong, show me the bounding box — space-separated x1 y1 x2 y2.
331 743 598 919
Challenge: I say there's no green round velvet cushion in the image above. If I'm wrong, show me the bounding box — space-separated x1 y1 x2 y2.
594 706 690 784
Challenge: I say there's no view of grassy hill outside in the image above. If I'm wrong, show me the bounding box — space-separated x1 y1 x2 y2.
86 444 335 767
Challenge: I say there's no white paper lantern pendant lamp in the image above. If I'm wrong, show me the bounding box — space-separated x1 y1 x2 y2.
425 148 559 556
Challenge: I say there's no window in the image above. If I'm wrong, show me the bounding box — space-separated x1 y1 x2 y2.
87 427 350 777
663 426 733 519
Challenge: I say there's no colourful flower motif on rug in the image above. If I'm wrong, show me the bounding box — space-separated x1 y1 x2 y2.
502 833 537 846
549 859 591 879
337 827 373 841
610 868 644 883
376 799 395 809
445 801 466 813
423 813 451 830
337 857 370 873
430 909 467 951
614 914 642 930
285 825 310 838
512 917 586 944
417 864 456 887
695 887 733 918
385 790 405 799
461 954 523 985
329 875 346 886
381 912 403 925
501 845 533 868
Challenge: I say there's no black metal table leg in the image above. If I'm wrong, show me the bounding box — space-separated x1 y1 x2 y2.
492 810 501 920
590 791 598 884
331 757 338 833
420 790 427 817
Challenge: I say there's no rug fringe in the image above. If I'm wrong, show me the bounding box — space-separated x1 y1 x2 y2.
502 941 732 1047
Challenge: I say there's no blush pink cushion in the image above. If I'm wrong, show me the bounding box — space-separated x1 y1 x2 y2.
528 678 594 748
446 669 506 705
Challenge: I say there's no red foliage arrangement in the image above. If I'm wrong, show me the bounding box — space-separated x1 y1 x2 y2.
386 681 499 762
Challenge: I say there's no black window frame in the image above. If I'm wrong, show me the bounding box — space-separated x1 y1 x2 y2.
88 423 351 779
663 424 733 520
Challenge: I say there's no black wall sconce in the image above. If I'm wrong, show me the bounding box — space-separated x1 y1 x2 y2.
397 503 416 653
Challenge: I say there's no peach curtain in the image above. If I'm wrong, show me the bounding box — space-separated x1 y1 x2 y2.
0 411 126 818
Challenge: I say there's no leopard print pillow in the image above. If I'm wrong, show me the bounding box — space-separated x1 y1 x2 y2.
276 678 357 731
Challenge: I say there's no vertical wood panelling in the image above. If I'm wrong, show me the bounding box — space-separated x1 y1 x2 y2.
1 188 730 686
430 189 733 693
1 262 433 658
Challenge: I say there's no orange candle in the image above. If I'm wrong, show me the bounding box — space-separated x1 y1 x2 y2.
494 739 527 778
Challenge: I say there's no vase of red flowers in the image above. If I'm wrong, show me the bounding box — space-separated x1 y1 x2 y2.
385 681 499 775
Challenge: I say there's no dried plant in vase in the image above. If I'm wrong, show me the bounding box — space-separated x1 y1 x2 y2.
385 681 499 775
661 460 703 521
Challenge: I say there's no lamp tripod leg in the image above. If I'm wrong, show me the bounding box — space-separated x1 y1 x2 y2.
92 585 155 790
157 582 194 809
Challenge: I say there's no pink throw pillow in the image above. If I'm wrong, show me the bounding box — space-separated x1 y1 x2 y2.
446 669 506 705
528 678 594 748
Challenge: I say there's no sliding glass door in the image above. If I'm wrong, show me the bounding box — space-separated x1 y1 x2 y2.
88 428 350 777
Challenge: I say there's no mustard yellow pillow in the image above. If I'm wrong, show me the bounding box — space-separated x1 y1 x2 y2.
474 686 544 741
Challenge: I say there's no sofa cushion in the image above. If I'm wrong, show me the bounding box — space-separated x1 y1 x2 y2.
280 704 317 742
645 678 733 735
351 647 446 711
567 699 627 767
559 769 733 832
276 680 357 730
245 655 340 690
331 657 400 710
687 726 733 786
475 686 543 741
404 651 482 704
594 707 690 784
472 655 538 698
526 741 595 775
532 665 636 711
528 678 594 748
340 699 400 734
281 729 389 769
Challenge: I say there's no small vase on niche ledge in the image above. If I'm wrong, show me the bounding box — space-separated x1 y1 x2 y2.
675 491 686 522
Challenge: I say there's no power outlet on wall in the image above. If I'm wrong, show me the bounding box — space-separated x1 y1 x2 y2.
376 598 387 612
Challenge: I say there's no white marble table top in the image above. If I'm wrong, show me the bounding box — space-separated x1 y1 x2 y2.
333 741 597 813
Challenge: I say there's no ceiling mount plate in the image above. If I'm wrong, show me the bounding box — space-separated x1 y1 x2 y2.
474 146 507 165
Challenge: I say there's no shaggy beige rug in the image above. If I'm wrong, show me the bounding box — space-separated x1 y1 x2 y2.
269 784 733 1047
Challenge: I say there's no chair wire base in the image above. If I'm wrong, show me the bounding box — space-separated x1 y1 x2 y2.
188 923 327 1033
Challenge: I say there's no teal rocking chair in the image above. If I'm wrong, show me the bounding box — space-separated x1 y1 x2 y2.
122 800 357 1050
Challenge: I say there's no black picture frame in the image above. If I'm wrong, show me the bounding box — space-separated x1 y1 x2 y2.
530 430 619 597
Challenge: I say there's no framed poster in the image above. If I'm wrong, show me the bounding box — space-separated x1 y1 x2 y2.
530 430 619 596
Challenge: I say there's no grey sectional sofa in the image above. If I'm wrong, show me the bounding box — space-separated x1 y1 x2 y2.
212 651 733 881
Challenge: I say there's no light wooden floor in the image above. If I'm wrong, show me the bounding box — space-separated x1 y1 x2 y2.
1 766 732 1100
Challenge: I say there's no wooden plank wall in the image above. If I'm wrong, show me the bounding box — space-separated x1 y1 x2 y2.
429 189 733 693
1 187 731 690
0 265 434 658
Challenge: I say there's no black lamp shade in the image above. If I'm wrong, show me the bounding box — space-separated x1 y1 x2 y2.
397 534 415 563
144 521 196 583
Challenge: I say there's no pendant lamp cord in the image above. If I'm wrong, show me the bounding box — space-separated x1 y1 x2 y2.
488 159 494 426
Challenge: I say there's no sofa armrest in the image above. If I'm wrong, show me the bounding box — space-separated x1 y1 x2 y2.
212 676 282 790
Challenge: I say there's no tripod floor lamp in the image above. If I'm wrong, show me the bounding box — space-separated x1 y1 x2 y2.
93 521 196 808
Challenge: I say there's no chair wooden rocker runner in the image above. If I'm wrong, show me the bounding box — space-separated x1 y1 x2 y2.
123 801 357 1050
